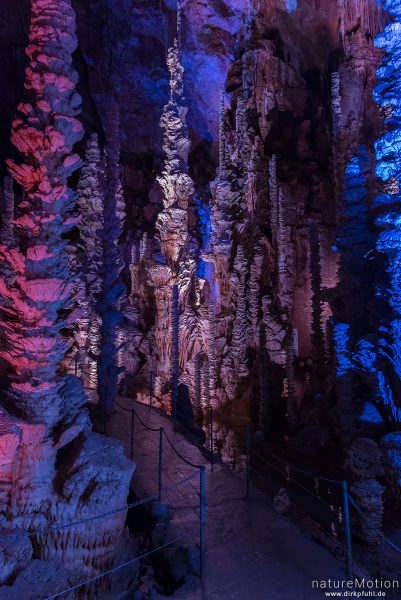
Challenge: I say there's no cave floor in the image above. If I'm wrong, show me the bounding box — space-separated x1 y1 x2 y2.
110 400 347 600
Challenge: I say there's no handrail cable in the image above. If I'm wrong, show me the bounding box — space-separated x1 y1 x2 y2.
162 429 203 469
251 449 338 511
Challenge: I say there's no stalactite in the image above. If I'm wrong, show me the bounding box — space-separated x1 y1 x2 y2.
97 101 125 419
1 176 14 247
344 0 384 38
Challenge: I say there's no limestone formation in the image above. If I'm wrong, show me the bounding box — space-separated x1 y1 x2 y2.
0 2 134 595
74 133 104 389
97 101 126 419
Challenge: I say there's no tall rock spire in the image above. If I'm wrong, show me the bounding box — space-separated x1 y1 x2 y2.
151 17 195 404
0 2 134 587
97 100 126 418
155 37 194 274
3 0 86 433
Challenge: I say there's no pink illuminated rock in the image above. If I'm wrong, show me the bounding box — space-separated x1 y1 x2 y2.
0 1 135 595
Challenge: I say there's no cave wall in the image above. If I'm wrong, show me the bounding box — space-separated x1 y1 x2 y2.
1 0 401 588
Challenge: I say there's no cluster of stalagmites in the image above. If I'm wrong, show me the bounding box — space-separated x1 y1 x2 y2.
0 1 134 597
116 2 401 575
127 0 401 487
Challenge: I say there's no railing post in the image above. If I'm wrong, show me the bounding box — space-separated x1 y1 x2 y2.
158 427 163 501
199 466 206 579
246 424 251 499
209 407 214 471
341 480 353 580
130 410 135 460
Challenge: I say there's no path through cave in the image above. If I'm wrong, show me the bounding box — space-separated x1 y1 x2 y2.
109 399 347 600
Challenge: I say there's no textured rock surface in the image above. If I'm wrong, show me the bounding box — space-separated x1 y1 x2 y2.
0 559 71 600
0 529 32 586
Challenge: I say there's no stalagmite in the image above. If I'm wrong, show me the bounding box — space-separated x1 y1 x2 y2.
258 323 270 433
309 222 325 394
285 330 297 434
155 39 193 272
0 0 134 590
219 90 228 178
171 283 180 418
346 438 384 545
269 157 278 248
277 188 295 313
4 0 87 433
331 72 342 137
152 29 195 401
248 260 260 346
1 177 14 248
194 352 202 419
75 133 104 389
97 101 126 419
232 246 249 379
